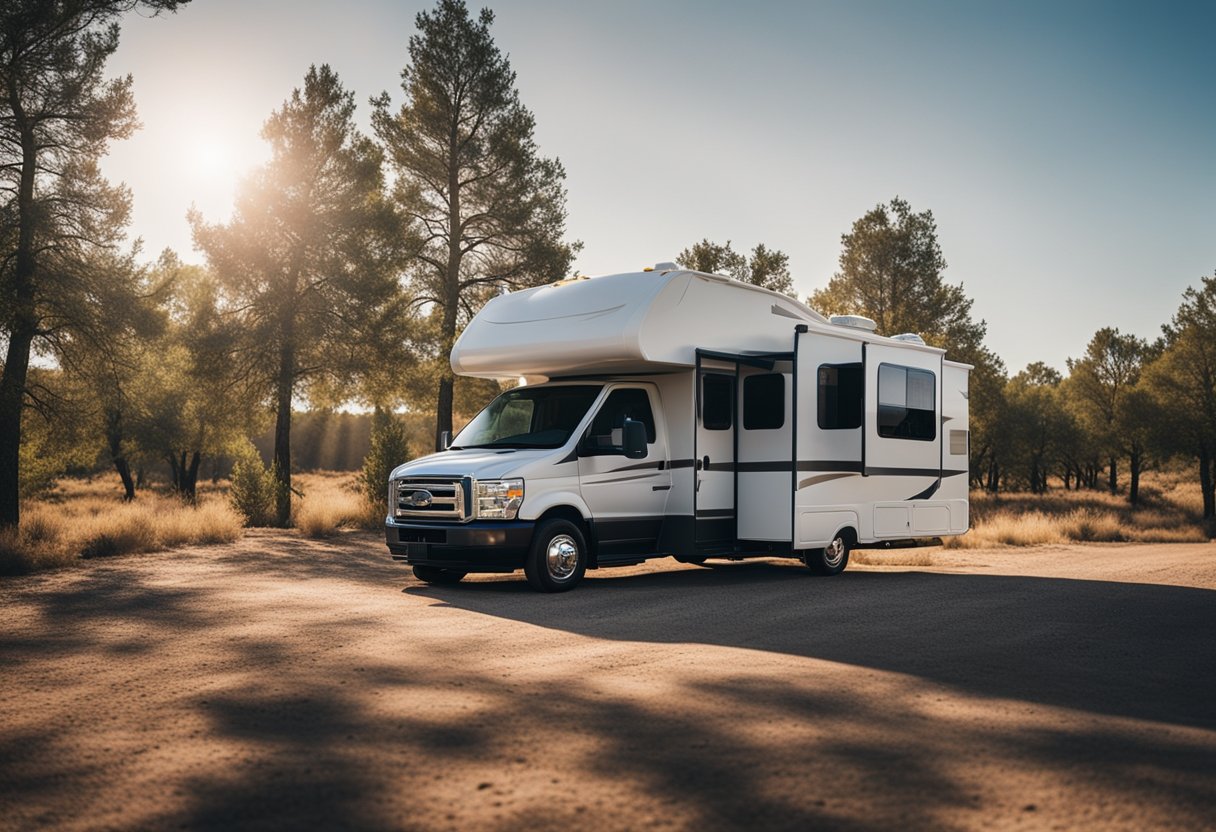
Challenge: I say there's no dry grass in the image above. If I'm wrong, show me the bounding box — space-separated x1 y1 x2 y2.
851 549 936 567
1 479 242 576
945 471 1210 549
292 471 383 538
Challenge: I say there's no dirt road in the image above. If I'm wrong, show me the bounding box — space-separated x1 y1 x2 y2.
2 533 1214 831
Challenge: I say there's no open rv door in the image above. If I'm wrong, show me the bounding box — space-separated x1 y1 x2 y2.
694 355 737 551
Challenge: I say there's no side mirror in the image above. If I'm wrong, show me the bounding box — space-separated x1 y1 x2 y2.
622 419 647 459
437 430 451 452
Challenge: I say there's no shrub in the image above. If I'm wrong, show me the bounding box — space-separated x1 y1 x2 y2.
359 411 410 509
228 445 278 527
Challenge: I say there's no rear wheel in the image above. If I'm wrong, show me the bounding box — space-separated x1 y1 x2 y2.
525 519 588 592
412 565 467 585
805 531 850 576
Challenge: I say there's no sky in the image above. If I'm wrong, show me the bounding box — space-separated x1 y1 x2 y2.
102 0 1216 374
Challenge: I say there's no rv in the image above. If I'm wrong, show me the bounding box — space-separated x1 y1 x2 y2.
385 263 971 592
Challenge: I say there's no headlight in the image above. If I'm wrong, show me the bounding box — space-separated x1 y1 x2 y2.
474 479 524 520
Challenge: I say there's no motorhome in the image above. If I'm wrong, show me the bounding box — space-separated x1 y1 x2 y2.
385 263 971 592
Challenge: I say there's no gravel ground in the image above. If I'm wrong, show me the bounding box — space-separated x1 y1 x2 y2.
1 533 1214 831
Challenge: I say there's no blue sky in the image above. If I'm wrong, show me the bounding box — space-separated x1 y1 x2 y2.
103 0 1215 373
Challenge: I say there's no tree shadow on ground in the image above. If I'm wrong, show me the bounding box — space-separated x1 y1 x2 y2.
413 561 1216 731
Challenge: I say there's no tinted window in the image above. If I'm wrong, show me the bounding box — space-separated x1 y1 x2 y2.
877 364 936 440
452 385 601 449
743 373 785 430
818 364 863 430
582 388 657 454
702 374 733 430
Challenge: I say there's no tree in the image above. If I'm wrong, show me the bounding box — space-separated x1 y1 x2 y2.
0 0 187 528
1065 327 1150 498
1001 363 1071 493
809 196 1005 489
676 239 796 297
191 65 404 525
372 0 579 451
1141 273 1216 520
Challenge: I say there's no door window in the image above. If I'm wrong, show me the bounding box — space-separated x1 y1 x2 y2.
582 388 657 455
743 373 785 430
702 374 734 430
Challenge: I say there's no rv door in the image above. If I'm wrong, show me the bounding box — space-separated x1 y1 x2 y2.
695 361 736 549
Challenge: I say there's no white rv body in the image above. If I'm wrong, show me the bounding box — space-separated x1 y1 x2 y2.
385 266 970 589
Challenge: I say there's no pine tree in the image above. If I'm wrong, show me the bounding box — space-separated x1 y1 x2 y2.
372 0 578 450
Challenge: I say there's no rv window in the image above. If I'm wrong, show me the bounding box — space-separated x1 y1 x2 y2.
877 364 936 441
743 373 785 430
817 364 863 430
582 388 657 455
702 374 733 430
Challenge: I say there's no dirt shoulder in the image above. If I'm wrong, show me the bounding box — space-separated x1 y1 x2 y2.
2 534 1214 831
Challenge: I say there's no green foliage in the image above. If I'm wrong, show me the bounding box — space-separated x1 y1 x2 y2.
228 444 278 527
677 239 796 297
372 0 579 445
192 64 406 525
0 0 188 527
359 411 411 508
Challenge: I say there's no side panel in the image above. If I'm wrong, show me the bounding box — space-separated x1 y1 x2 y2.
794 334 865 548
941 363 971 532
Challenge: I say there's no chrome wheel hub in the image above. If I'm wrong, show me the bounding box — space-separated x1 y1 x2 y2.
823 537 846 568
546 534 579 581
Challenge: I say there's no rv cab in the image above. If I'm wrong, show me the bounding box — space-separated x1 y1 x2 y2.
385 266 970 592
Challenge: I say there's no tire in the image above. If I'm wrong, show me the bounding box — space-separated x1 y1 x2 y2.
524 519 588 593
805 531 850 576
412 565 467 585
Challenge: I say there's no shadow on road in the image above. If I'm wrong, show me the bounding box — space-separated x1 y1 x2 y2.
2 538 1214 830
413 560 1216 731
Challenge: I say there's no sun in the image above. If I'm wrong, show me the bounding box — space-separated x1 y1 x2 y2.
188 135 235 179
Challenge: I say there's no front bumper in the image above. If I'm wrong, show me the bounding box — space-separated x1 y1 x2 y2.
384 519 536 572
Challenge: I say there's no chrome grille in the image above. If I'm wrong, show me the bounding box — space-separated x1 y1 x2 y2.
392 477 466 521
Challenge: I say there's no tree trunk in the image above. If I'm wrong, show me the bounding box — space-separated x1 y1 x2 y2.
1128 448 1142 506
435 113 463 451
182 451 201 502
0 323 33 526
166 452 182 492
0 112 38 529
273 337 295 527
1108 456 1118 494
105 409 135 502
1201 444 1215 521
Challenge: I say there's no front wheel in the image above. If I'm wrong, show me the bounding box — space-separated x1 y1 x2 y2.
805 532 850 576
413 565 467 585
525 519 588 593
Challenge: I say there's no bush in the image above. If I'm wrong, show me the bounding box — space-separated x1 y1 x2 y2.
228 444 278 527
359 411 410 509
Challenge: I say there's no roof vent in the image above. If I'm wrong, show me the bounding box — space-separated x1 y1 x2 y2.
891 333 926 345
653 261 678 272
829 315 877 332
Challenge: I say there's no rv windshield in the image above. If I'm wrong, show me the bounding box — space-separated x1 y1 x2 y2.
451 385 603 450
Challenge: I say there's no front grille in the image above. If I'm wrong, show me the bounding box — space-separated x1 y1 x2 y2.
392 477 467 521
